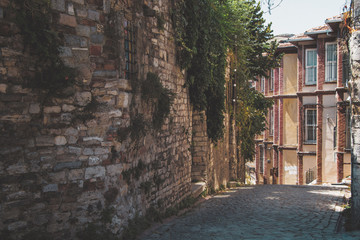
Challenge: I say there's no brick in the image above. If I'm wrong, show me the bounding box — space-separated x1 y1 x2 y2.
89 156 101 165
55 136 67 145
51 0 65 12
43 184 59 192
36 136 55 147
59 46 72 57
0 83 7 93
88 9 100 21
76 25 91 37
64 34 87 47
85 166 105 179
44 106 61 113
90 45 102 56
68 2 75 15
90 33 104 44
59 14 77 27
54 161 82 171
94 148 109 155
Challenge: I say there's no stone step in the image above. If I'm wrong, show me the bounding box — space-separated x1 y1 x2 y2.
191 182 206 198
228 181 241 188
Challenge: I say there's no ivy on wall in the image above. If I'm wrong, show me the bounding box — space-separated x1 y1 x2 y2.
13 0 76 92
173 0 280 157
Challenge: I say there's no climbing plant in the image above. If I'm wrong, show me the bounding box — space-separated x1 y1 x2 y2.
12 0 76 92
173 0 280 143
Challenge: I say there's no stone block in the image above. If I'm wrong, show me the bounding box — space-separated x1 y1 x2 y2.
59 13 77 27
90 33 104 44
36 136 55 147
69 169 84 180
83 148 94 155
55 136 67 145
116 92 130 108
90 45 102 56
68 2 75 15
59 46 72 57
7 221 27 231
94 148 109 155
29 103 41 114
68 136 78 144
61 113 72 123
83 136 103 142
109 110 122 118
89 156 101 165
76 25 91 37
85 166 105 179
71 0 84 4
43 184 59 192
118 79 132 91
69 146 82 155
88 9 100 21
72 48 89 63
44 106 61 113
106 164 123 176
0 83 7 93
51 0 65 12
49 171 66 182
64 34 87 47
0 7 3 19
62 104 76 112
76 8 87 17
65 127 79 136
54 161 82 171
75 91 92 106
92 70 117 78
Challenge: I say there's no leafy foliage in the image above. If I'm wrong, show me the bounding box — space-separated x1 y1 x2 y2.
142 72 175 129
13 0 76 92
236 85 273 162
173 0 279 143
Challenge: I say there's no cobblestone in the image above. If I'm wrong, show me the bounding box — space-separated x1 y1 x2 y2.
141 185 360 240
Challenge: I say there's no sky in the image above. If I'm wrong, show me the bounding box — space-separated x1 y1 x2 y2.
259 0 349 36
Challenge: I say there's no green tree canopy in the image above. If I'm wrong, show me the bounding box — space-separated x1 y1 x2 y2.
173 0 280 148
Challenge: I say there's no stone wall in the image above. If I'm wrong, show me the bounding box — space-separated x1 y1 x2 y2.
0 0 193 238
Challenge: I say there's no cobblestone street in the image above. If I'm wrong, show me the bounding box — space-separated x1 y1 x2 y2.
140 185 360 240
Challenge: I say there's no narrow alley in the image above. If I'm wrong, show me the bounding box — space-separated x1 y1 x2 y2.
140 185 360 239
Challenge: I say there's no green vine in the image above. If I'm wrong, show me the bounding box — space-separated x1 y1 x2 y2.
173 0 280 144
12 0 76 92
142 72 175 130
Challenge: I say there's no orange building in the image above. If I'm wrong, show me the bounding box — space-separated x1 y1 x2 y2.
251 16 351 185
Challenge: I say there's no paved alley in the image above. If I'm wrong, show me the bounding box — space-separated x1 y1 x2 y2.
140 185 360 240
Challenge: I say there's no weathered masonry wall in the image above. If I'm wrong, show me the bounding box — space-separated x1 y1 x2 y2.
0 0 193 238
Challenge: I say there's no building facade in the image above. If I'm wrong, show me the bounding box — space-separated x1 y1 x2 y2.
252 16 351 185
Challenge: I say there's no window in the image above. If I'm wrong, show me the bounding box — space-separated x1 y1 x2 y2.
124 20 135 80
305 109 317 143
269 108 274 136
346 107 351 149
270 69 274 91
305 49 317 85
261 77 265 92
259 145 264 174
325 43 337 82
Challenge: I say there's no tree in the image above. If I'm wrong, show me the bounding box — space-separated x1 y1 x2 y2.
173 0 280 151
260 0 284 14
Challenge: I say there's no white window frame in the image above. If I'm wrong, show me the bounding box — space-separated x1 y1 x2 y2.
269 108 274 136
325 42 337 82
261 76 265 93
270 69 274 91
305 109 317 144
305 49 317 85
